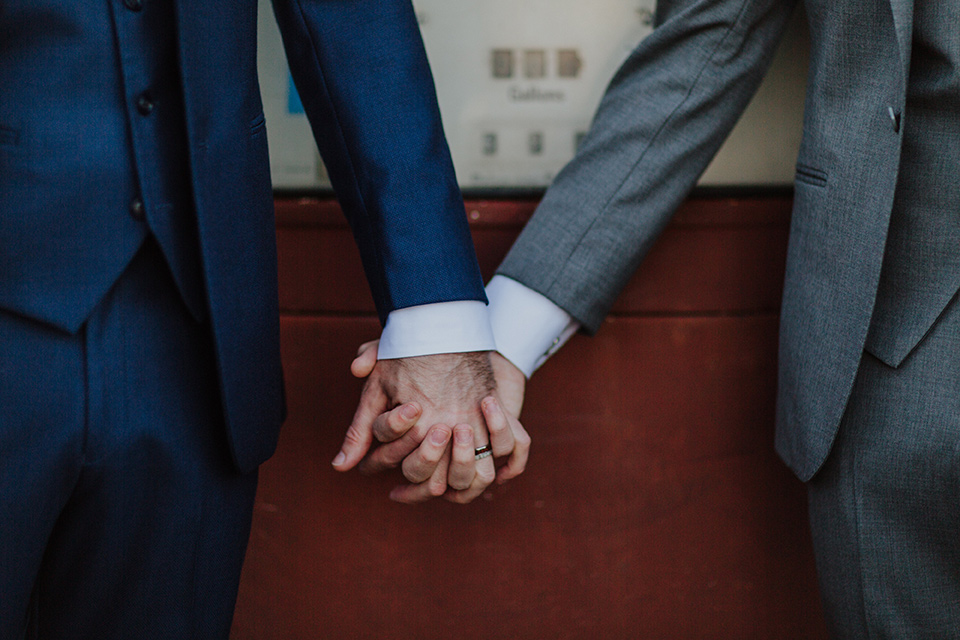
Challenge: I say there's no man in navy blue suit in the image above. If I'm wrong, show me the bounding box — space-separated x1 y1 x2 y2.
0 1 526 637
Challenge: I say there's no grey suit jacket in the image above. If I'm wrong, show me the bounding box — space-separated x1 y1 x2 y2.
498 0 918 481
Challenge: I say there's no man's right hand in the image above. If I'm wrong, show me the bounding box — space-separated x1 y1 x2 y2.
489 351 526 423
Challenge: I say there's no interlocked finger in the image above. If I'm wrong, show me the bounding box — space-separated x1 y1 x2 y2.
371 402 421 443
360 423 428 474
400 424 452 484
483 396 516 458
479 395 531 484
447 425 478 490
445 454 497 504
389 453 452 504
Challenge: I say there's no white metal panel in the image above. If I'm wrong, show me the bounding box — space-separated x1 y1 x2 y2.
257 1 808 189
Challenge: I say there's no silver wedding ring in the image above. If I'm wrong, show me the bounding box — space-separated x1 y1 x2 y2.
474 443 493 460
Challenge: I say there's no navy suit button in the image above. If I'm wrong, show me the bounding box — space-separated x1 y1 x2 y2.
137 93 154 116
130 198 146 220
124 0 143 11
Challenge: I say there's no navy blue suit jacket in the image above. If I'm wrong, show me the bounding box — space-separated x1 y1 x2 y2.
0 0 486 472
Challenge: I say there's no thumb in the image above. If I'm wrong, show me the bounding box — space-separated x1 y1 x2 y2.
350 340 380 378
333 379 385 471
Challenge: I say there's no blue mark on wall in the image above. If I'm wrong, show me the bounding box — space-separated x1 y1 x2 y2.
287 73 305 114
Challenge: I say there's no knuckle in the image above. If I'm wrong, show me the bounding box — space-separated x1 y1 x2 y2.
402 458 431 482
427 478 447 497
371 421 391 443
358 460 380 475
342 427 366 448
421 441 445 463
382 448 406 468
381 418 404 440
422 452 443 469
452 448 473 465
448 474 471 491
371 457 397 473
487 418 506 434
492 446 510 459
410 423 431 442
491 439 512 456
390 408 414 433
476 466 496 486
369 449 400 471
423 449 445 466
400 459 421 479
383 423 404 441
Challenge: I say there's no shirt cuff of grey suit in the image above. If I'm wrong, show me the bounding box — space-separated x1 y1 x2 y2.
379 275 580 378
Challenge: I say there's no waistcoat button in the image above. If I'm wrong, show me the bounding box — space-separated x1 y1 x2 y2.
123 0 143 11
130 198 146 220
136 93 154 116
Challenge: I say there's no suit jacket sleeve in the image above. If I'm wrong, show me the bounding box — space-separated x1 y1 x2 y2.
270 0 486 325
497 0 798 333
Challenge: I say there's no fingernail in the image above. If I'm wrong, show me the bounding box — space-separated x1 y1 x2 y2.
430 428 450 445
401 404 419 420
332 452 346 466
483 397 497 411
455 428 472 444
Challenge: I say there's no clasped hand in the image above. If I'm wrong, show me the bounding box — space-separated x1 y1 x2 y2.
332 341 529 503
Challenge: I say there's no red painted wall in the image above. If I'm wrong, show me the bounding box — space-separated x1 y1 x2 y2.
231 196 828 639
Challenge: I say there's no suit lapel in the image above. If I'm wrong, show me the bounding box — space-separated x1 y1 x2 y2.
171 0 211 147
888 0 914 86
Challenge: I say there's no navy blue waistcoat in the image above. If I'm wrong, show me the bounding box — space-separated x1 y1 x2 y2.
0 0 486 471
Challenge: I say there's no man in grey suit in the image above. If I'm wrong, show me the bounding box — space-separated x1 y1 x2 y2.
351 0 957 634
476 0 960 635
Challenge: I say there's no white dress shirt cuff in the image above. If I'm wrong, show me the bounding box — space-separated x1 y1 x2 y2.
486 275 580 378
378 300 496 360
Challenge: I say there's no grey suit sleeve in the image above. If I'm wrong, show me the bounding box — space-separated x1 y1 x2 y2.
497 0 798 333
